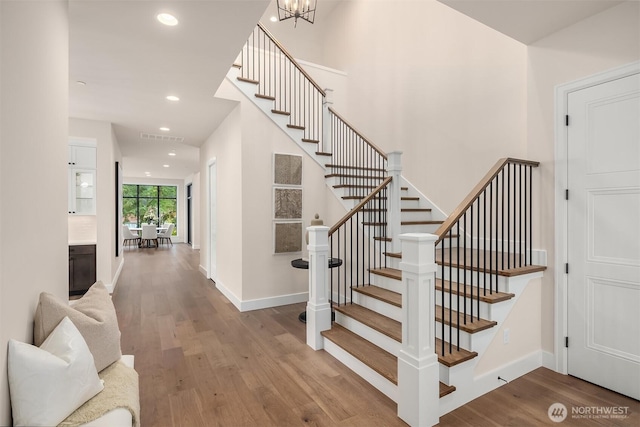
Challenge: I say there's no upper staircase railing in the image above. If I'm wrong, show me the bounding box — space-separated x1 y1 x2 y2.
237 24 388 180
433 158 541 356
238 23 325 147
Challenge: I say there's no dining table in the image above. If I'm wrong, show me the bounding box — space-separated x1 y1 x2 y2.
129 226 168 248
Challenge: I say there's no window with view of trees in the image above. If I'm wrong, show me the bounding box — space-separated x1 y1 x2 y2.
123 185 177 235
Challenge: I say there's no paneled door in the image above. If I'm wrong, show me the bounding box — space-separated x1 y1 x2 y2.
567 72 640 399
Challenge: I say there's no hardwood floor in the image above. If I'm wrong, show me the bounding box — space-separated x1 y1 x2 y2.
112 244 639 426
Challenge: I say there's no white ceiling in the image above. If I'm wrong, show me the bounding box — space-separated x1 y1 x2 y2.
69 0 624 180
437 0 624 45
69 0 269 180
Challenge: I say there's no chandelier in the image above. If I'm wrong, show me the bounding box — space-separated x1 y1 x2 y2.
276 0 317 27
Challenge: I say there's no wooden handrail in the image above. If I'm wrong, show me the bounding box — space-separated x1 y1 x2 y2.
434 158 540 245
328 107 388 160
329 177 392 235
256 22 326 97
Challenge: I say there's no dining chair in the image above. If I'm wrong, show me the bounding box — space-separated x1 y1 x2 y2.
122 225 140 249
158 223 174 246
141 224 158 248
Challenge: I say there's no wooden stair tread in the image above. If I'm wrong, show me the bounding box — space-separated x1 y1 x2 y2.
302 138 319 144
370 267 401 281
362 222 387 226
271 109 290 116
325 164 386 172
333 304 401 342
440 382 456 398
322 326 455 397
436 278 515 304
435 305 497 333
352 285 401 307
436 248 547 277
435 338 478 367
384 252 402 259
402 208 432 212
373 236 392 242
287 124 305 130
325 174 386 180
321 324 397 385
255 93 275 100
402 220 443 225
237 76 259 84
232 63 242 69
333 184 377 189
316 152 332 156
401 186 408 190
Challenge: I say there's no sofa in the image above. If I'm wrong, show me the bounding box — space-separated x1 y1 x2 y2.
7 282 139 427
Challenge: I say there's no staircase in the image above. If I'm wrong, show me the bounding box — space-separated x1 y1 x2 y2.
228 23 546 426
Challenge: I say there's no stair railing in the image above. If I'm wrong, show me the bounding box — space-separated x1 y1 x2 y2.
329 177 392 307
237 24 388 181
327 107 388 200
433 158 540 356
238 23 325 147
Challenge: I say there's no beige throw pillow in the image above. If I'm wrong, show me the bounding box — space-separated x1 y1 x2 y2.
34 281 122 372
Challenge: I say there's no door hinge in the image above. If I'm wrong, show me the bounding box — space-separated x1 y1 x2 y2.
565 115 570 126
565 263 569 274
565 337 569 348
565 189 569 200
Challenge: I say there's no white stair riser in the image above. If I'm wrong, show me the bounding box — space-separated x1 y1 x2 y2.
437 269 509 291
434 322 494 353
352 291 402 322
400 210 435 222
370 274 402 294
334 310 401 357
435 292 492 320
323 338 398 402
401 224 441 234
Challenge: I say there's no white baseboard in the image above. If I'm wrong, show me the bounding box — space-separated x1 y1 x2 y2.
542 350 556 371
240 291 308 312
438 350 542 416
192 244 200 250
198 264 207 277
210 277 308 312
214 278 242 311
106 257 125 294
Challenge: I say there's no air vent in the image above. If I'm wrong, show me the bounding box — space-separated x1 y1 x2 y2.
140 132 184 143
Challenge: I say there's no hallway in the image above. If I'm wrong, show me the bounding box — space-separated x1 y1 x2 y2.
112 244 639 426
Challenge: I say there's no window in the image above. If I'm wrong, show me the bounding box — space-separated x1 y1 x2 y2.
123 184 177 235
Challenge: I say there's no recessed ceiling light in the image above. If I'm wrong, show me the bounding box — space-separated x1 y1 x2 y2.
157 13 178 26
145 171 151 176
159 127 170 132
163 164 170 168
270 16 277 22
76 80 86 86
166 95 180 102
168 152 176 156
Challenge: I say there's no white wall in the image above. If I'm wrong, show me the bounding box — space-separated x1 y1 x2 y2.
202 78 347 308
69 118 123 291
0 2 68 423
526 1 640 354
199 99 244 300
275 0 529 215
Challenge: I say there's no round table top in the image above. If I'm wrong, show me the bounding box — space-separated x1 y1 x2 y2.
291 258 342 269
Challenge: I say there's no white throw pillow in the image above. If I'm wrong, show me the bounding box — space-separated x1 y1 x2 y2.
8 317 104 427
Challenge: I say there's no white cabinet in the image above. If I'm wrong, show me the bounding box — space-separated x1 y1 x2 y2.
68 145 96 169
68 142 96 215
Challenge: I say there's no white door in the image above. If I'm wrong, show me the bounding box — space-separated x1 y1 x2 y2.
567 73 640 399
208 160 217 280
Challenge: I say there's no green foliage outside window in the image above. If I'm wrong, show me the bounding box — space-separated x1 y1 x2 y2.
122 184 177 235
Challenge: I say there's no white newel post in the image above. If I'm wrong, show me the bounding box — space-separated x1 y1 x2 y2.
398 233 440 427
306 225 332 350
322 88 334 154
387 151 403 253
